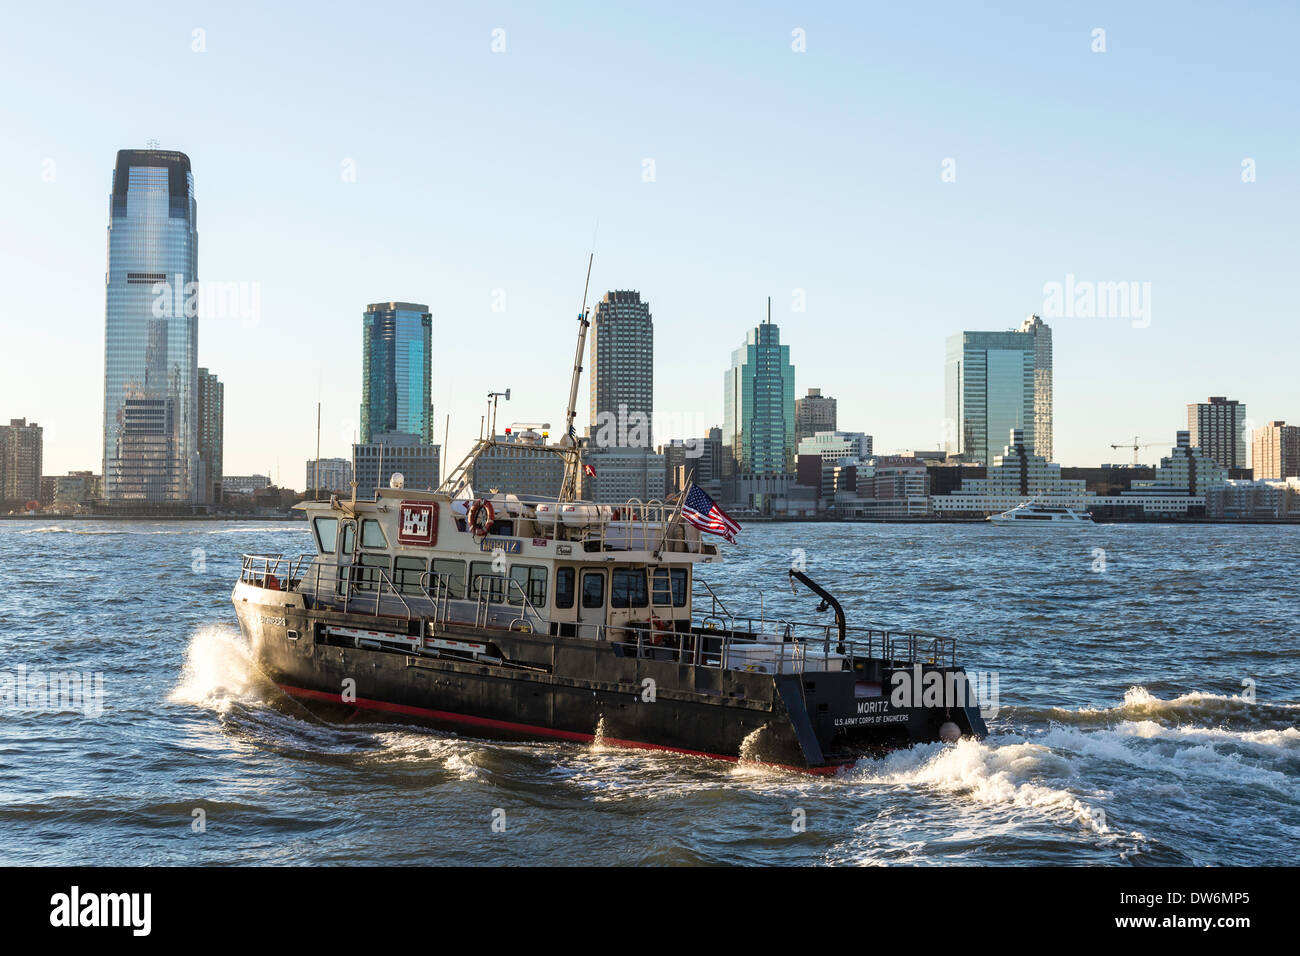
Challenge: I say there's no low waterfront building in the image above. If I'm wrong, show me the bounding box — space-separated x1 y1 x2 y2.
222 474 272 495
471 432 566 498
354 432 440 499
580 446 666 503
930 429 1092 515
1205 478 1300 520
306 457 353 496
53 472 102 509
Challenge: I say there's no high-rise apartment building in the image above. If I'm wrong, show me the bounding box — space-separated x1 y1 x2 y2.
945 318 1052 464
1187 396 1247 471
0 418 43 504
355 301 437 498
102 148 200 503
588 290 653 445
1252 420 1300 480
360 302 433 444
794 388 837 442
196 367 223 505
723 313 795 476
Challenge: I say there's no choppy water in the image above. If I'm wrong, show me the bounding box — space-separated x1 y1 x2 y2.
0 518 1296 865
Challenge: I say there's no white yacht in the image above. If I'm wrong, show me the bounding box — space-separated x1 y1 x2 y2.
988 495 1094 525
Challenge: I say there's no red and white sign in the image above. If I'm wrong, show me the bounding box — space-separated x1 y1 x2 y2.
398 501 438 546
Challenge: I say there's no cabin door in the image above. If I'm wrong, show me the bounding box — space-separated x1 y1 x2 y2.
336 518 357 600
578 570 606 640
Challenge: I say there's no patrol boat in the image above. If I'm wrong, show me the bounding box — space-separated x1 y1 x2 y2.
231 285 988 772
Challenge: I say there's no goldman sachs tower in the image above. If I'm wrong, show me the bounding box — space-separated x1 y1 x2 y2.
101 147 202 506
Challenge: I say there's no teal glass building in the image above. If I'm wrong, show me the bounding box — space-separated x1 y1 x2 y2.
945 326 1048 465
360 302 433 444
723 318 795 475
101 148 199 503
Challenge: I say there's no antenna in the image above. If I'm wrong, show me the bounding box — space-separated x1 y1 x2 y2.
766 295 771 324
146 138 160 150
486 389 511 438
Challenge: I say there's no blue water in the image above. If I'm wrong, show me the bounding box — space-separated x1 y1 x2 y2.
0 519 1296 865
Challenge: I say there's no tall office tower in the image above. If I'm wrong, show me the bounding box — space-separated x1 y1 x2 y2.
0 418 43 504
794 388 837 442
1018 315 1053 462
1187 396 1247 470
723 310 795 476
102 148 199 503
1252 420 1300 480
359 302 433 444
196 367 223 505
588 290 654 446
945 321 1048 464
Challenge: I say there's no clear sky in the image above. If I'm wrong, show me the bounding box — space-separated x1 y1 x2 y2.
2 1 1296 483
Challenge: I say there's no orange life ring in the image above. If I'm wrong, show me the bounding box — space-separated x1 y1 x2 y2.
467 498 494 537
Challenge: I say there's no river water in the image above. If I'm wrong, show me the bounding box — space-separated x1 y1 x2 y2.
0 519 1295 865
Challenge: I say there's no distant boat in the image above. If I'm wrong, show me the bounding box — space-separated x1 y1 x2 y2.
988 494 1094 525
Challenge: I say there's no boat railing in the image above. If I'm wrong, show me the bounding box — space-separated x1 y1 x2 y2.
598 618 957 672
239 553 317 591
469 573 547 633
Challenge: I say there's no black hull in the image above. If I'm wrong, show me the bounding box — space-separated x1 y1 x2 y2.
234 591 988 772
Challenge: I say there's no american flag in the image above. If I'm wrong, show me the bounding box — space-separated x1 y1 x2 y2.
583 463 597 477
681 483 741 543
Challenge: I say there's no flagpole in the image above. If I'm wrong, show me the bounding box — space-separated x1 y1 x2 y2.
656 467 693 556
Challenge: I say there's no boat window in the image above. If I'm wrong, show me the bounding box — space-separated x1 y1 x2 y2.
611 568 648 609
670 568 688 607
469 560 505 603
581 572 605 609
555 567 575 609
339 521 356 554
651 568 672 605
431 559 466 600
354 553 390 592
361 519 388 549
313 517 338 554
394 556 426 595
508 565 548 607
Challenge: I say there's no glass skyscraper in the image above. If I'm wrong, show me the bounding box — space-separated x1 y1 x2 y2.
102 148 200 503
723 317 795 475
945 318 1052 465
360 302 433 444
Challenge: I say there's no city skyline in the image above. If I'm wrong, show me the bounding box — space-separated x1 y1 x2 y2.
3 4 1297 478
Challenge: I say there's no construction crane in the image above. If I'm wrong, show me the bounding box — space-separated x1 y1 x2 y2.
1109 436 1163 467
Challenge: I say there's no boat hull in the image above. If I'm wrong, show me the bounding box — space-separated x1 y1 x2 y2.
233 582 988 772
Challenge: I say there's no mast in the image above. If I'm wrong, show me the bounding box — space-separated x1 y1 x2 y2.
437 253 595 501
558 253 595 502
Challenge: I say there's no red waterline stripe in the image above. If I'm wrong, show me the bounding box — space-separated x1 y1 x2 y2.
276 683 845 776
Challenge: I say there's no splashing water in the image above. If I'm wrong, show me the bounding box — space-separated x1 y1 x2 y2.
168 624 275 713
